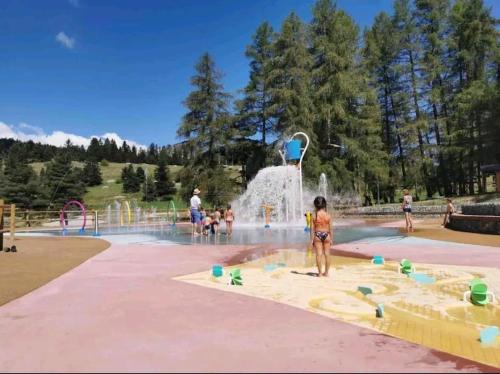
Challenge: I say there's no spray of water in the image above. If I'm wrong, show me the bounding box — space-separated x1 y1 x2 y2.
232 165 307 224
318 173 328 198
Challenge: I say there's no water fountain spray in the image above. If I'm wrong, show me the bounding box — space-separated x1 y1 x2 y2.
280 132 310 220
233 132 310 225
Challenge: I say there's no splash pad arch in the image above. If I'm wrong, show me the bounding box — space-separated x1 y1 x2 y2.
119 200 132 226
60 200 87 234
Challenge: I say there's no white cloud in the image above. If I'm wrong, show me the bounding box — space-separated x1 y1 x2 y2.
18 123 44 135
0 121 146 150
55 31 75 49
68 0 80 7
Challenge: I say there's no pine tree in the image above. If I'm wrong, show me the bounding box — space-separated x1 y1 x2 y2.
82 161 103 186
87 138 103 162
393 0 435 197
449 0 498 193
121 164 140 193
415 0 453 195
0 151 40 208
136 166 146 183
44 153 86 208
178 53 231 167
310 0 388 195
142 175 156 202
154 159 176 200
363 11 406 191
235 22 276 146
267 12 314 138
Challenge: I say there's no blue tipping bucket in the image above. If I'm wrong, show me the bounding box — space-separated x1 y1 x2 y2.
285 140 302 161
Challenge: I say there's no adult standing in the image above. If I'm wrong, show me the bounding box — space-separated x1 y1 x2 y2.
190 188 202 235
401 189 414 233
442 198 455 227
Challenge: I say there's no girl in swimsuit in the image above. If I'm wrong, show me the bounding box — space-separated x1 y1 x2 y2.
401 189 414 233
225 204 234 236
310 196 333 277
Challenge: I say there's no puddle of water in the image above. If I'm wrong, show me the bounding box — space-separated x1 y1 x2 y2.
409 273 436 285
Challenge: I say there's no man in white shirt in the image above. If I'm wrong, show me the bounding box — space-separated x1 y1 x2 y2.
190 188 202 235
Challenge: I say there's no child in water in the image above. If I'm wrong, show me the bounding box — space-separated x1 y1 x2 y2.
310 196 333 277
199 207 206 232
213 208 221 235
225 204 234 236
203 213 212 236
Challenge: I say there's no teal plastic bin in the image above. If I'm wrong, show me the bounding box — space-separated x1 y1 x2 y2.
212 264 223 277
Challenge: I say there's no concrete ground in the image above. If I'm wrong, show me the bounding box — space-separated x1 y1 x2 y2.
0 236 498 372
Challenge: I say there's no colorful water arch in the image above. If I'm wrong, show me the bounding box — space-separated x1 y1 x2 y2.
60 200 87 232
119 200 132 226
170 200 177 226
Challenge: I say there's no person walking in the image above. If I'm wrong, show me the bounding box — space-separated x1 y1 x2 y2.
442 198 455 227
401 189 414 233
190 188 202 236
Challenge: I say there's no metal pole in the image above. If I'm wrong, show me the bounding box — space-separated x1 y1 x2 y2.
10 204 15 242
292 132 310 218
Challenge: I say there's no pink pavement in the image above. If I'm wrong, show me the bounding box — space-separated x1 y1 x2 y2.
0 241 497 373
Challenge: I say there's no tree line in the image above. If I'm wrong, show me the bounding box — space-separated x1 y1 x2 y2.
0 137 192 166
178 0 499 204
0 141 176 209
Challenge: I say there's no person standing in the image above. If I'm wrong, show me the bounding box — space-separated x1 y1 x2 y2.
190 188 202 236
225 204 234 236
213 208 221 235
401 189 414 233
310 196 333 277
442 198 455 227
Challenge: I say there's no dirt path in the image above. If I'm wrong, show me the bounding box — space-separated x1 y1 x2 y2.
0 236 110 306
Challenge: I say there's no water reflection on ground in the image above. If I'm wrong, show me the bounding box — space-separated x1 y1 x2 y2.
35 224 401 246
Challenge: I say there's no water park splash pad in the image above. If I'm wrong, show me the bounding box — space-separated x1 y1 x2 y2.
176 250 500 368
35 219 401 246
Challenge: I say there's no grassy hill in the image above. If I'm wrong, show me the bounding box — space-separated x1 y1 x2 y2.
30 161 241 210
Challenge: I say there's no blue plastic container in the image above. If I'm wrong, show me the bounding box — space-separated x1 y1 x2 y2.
372 255 385 265
212 264 223 277
285 140 302 161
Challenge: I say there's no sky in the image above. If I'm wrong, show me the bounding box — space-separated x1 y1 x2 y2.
1 0 499 149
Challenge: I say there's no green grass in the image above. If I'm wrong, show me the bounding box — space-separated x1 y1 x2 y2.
30 161 242 210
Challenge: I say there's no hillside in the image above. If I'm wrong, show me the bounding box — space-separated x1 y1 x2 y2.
30 162 242 210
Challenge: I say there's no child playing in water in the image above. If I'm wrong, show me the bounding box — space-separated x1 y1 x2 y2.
310 196 333 277
203 213 212 236
225 204 234 236
213 208 221 235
